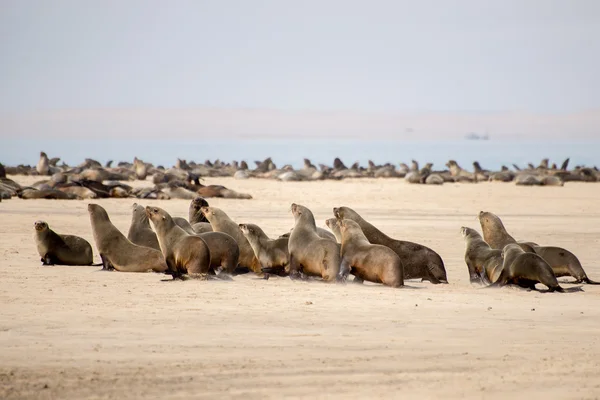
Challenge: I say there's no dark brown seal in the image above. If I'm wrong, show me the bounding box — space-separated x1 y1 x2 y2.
337 219 404 287
88 204 167 273
239 223 289 276
333 206 447 283
288 203 340 281
460 226 503 284
478 211 599 284
127 203 161 251
33 220 94 265
201 206 261 274
490 244 581 292
146 206 213 279
188 197 213 233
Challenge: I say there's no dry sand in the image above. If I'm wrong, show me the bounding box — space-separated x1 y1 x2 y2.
1 176 600 399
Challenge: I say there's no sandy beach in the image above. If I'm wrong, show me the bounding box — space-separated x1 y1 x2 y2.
1 176 600 399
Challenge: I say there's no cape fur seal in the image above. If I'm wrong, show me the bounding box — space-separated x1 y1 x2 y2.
333 206 447 283
239 223 289 276
478 211 599 284
88 204 167 273
127 203 161 251
460 227 503 284
146 206 214 279
490 244 581 293
201 206 262 274
188 197 212 233
34 221 94 265
325 218 342 242
337 219 404 287
288 203 340 281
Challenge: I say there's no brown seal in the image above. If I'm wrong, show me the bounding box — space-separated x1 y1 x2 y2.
239 223 289 276
197 231 240 275
188 197 212 233
201 206 261 274
325 218 342 242
337 219 404 287
88 204 167 273
288 203 340 281
146 206 213 279
279 227 336 242
33 220 94 265
460 226 503 284
478 211 599 284
333 206 447 283
19 188 77 200
490 244 581 292
127 203 161 251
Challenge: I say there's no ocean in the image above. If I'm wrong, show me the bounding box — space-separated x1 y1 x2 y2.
1 138 598 171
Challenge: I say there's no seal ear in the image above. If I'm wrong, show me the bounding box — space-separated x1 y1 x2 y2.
162 215 166 220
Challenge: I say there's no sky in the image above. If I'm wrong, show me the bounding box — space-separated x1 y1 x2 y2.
1 0 599 139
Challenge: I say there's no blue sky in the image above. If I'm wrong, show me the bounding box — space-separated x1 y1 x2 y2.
2 0 599 114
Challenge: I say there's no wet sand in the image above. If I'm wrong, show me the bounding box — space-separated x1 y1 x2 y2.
1 176 600 399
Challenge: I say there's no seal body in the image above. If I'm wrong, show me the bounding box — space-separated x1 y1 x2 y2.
34 221 94 265
460 227 503 284
333 206 447 283
337 219 404 287
88 204 167 273
201 206 261 274
146 206 212 278
127 203 161 251
288 203 340 281
239 223 289 276
198 231 240 275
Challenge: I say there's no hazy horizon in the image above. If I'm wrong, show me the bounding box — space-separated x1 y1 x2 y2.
1 1 599 139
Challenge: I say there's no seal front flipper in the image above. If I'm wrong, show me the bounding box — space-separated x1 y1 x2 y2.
99 254 114 271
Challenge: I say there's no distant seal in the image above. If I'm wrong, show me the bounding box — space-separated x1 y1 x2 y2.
188 197 212 233
146 206 213 279
288 203 340 281
460 226 503 284
337 219 404 287
201 206 261 274
19 188 77 200
333 206 447 283
478 211 599 284
239 223 289 276
127 203 161 251
36 152 50 175
88 204 167 273
490 244 579 292
33 220 94 265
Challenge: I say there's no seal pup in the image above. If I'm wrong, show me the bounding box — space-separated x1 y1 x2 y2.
333 206 447 284
288 203 340 282
490 244 580 292
337 219 404 287
146 206 213 279
478 211 599 284
460 227 503 284
34 221 94 265
239 223 289 277
127 203 161 251
88 204 167 273
201 206 261 274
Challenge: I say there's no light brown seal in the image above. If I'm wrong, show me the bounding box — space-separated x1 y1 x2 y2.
201 206 261 274
490 244 581 292
325 218 342 242
288 203 340 281
460 226 503 284
239 223 289 276
127 203 161 251
146 206 213 279
88 204 167 273
337 219 404 287
333 206 447 283
478 211 599 284
33 220 94 265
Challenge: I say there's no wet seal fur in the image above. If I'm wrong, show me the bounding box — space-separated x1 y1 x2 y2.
337 219 404 287
127 203 161 251
146 206 215 280
479 211 599 285
88 204 167 273
489 244 583 293
333 206 447 283
34 220 94 265
288 203 340 281
239 223 289 277
460 227 503 284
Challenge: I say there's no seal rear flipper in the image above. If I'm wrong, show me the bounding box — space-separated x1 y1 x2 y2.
583 277 600 285
232 266 250 275
546 285 584 293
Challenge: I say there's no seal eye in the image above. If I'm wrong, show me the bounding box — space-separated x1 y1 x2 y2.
153 208 158 213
